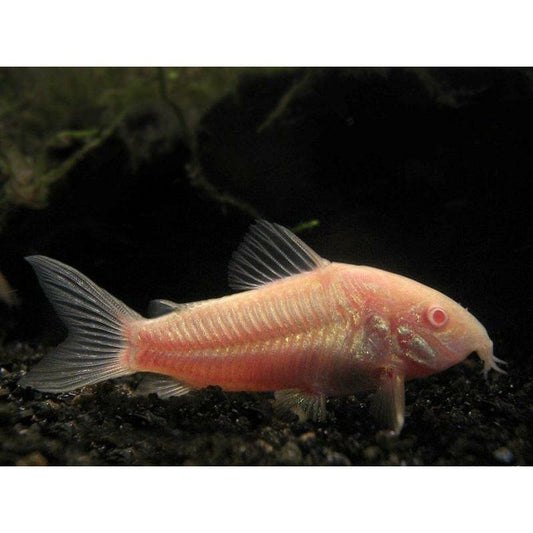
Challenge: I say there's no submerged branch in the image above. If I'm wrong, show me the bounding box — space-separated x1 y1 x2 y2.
185 163 261 219
38 112 126 191
157 67 261 220
0 112 126 230
257 70 315 133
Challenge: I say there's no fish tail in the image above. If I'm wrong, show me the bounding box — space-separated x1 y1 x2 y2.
19 256 142 393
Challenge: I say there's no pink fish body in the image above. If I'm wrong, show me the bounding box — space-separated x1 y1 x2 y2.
20 221 505 433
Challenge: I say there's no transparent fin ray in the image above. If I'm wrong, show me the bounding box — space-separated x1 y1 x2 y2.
136 373 193 399
370 368 405 435
273 389 328 423
147 297 217 318
19 256 141 393
228 220 329 291
147 299 183 317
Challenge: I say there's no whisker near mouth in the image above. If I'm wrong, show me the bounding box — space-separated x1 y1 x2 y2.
478 341 507 377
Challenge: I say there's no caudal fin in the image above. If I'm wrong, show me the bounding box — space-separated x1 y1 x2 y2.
19 256 142 393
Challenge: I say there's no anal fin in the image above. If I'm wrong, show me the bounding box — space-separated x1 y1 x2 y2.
370 367 405 435
137 373 193 399
273 389 327 423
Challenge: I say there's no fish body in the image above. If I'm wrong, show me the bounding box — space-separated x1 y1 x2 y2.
20 221 505 433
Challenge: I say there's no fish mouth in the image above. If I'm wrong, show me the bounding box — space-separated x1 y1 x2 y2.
476 340 507 377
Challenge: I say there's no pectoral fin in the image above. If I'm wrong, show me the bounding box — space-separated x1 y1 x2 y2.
273 389 327 423
370 367 405 435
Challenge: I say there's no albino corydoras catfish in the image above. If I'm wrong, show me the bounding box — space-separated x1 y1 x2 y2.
20 220 505 433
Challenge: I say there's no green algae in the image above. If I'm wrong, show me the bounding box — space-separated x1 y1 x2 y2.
0 67 252 227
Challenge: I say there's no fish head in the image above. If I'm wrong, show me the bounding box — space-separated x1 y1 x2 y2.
390 275 506 378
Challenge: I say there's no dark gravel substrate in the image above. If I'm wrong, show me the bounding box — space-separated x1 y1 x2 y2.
1 340 530 466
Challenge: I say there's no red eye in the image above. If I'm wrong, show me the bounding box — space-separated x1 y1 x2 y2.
427 306 448 327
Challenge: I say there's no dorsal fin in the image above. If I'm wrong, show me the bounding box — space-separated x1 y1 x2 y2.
228 220 329 291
